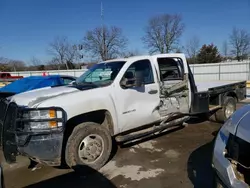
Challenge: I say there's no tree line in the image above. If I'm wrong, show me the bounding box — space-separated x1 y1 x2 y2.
1 13 250 71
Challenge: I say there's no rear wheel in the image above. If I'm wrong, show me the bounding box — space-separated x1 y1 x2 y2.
214 96 236 123
65 122 112 172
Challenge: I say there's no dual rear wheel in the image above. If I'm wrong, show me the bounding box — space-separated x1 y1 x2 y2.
213 96 236 123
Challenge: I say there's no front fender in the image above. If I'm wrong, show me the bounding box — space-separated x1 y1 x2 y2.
36 87 119 134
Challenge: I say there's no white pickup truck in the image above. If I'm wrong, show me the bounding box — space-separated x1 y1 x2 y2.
0 53 246 172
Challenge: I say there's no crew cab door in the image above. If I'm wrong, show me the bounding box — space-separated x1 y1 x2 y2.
114 59 160 132
152 54 191 115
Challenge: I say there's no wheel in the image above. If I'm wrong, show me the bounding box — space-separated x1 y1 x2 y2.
65 122 112 172
214 96 236 123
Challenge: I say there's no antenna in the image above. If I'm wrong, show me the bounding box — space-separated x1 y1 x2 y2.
101 2 104 25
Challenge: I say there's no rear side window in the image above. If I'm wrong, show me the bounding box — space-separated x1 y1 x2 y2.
157 58 184 81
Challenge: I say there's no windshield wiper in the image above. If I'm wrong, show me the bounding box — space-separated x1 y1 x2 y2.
75 81 98 87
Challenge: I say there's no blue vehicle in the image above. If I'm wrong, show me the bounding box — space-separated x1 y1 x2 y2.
0 75 76 99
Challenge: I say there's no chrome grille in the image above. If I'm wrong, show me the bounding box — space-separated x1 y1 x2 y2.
0 99 8 124
1 102 18 162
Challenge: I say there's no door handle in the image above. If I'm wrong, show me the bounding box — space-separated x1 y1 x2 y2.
148 89 158 94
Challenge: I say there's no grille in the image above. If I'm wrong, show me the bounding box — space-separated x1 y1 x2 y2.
0 99 8 124
4 102 18 132
2 102 18 163
226 134 250 168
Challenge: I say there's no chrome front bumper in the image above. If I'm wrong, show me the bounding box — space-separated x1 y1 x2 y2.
212 130 249 188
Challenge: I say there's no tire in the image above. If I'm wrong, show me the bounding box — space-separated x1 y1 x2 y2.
65 122 112 172
214 96 236 123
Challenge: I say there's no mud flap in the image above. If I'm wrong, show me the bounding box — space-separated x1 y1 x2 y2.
2 102 18 163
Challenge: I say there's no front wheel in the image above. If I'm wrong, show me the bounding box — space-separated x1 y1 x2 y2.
65 122 112 172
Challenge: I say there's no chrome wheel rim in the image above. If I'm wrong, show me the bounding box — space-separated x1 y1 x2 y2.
225 103 235 119
78 134 104 164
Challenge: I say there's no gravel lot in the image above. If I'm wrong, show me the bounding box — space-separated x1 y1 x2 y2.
1 101 249 188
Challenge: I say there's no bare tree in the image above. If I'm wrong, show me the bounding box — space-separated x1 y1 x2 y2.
30 57 42 66
0 57 9 64
0 57 26 71
185 36 200 60
47 58 61 70
8 60 26 71
142 14 185 54
229 27 250 61
122 49 140 58
83 25 128 61
48 36 79 69
222 40 228 58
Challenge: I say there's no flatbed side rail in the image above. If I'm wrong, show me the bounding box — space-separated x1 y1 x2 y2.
207 81 246 96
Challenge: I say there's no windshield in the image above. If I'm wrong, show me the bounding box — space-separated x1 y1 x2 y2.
76 61 126 86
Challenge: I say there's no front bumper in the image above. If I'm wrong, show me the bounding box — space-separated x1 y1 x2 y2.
0 99 66 166
18 133 64 166
212 129 249 188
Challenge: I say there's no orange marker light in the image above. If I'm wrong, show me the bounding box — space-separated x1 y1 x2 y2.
49 121 57 128
49 110 56 118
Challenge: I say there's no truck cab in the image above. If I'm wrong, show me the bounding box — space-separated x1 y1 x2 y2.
0 53 246 172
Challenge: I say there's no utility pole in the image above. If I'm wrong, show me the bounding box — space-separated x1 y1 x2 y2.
101 2 106 60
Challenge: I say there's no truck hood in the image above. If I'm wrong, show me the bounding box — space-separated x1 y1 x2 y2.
10 85 79 107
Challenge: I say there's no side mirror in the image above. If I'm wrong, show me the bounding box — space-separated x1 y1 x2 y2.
121 76 144 89
120 71 144 89
70 81 76 85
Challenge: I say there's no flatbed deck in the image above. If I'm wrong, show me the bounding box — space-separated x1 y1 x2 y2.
196 80 246 93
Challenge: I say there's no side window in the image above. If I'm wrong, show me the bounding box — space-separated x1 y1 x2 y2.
61 77 75 85
121 59 154 86
157 58 184 81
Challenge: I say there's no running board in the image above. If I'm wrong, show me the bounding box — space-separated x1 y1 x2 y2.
115 116 190 143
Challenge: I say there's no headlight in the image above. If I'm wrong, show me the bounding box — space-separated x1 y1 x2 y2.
21 109 64 131
27 121 63 130
22 109 62 120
